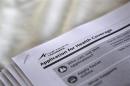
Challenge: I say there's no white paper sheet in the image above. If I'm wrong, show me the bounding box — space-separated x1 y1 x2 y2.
12 2 130 86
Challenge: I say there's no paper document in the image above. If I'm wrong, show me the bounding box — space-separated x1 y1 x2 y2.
2 2 130 86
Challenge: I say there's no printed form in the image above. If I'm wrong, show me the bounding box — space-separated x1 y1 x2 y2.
12 2 130 86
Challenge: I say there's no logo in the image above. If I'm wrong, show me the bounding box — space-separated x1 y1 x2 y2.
39 53 47 60
39 44 68 60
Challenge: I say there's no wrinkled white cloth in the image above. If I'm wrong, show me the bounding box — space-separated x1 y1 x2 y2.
0 0 129 67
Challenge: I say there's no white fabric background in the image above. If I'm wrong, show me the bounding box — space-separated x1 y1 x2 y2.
0 0 129 67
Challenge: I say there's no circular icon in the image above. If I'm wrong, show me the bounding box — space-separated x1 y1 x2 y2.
58 66 67 73
67 76 78 84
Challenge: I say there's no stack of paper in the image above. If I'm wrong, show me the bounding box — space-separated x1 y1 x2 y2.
0 2 130 86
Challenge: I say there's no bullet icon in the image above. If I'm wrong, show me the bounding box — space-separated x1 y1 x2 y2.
67 76 78 84
58 66 67 73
